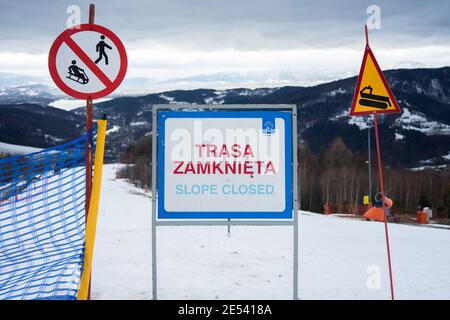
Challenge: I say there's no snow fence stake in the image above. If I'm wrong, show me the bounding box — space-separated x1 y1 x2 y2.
77 119 107 300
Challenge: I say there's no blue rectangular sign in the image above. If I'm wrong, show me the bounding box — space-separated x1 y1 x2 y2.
157 110 293 219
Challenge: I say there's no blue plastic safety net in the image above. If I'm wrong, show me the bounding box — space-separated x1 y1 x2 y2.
0 127 96 300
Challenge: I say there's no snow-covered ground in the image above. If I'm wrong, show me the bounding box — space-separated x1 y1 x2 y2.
49 98 112 111
92 165 450 300
394 108 450 135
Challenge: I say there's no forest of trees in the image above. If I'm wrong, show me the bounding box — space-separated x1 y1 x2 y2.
299 138 450 218
116 135 152 190
0 152 12 159
118 135 450 219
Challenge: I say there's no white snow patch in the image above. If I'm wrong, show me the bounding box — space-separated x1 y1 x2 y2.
331 109 371 131
331 109 348 120
214 90 226 98
237 88 278 96
409 164 448 171
0 142 42 155
106 125 121 135
349 116 371 130
420 158 435 165
44 134 63 143
204 97 224 104
395 108 450 135
25 89 39 96
326 88 347 97
49 98 112 111
395 133 405 141
202 91 227 104
130 121 149 127
442 152 450 160
158 94 176 103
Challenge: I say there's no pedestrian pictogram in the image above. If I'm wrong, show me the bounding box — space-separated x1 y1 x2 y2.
95 35 112 65
349 45 401 116
48 24 127 100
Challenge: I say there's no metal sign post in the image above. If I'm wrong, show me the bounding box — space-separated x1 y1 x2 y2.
151 104 298 300
151 105 158 300
373 113 395 300
349 26 400 300
86 5 95 225
49 3 128 219
48 3 128 300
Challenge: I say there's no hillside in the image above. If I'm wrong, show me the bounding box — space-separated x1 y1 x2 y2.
1 67 450 167
0 104 84 148
92 165 450 299
75 67 450 168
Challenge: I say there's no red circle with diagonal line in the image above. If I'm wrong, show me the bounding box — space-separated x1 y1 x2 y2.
48 24 127 100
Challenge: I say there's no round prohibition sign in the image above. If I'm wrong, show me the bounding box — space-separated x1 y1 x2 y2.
48 24 127 100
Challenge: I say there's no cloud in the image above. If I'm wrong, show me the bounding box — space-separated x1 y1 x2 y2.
0 52 47 75
1 0 450 52
0 0 449 87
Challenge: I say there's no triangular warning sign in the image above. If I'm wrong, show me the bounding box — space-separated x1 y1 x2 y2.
349 46 401 116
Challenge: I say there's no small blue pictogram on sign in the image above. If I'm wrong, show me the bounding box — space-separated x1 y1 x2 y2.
262 120 275 135
261 114 276 135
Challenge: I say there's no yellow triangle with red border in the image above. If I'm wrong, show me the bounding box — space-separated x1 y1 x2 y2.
350 46 401 116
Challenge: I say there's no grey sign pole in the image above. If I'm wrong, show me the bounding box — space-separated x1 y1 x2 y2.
368 126 372 203
292 105 299 300
151 104 298 300
151 107 158 300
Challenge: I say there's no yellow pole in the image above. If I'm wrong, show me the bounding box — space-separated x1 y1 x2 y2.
77 119 107 300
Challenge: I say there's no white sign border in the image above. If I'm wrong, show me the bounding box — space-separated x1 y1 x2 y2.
158 110 292 220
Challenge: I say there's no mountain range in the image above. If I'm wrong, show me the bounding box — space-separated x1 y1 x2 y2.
1 67 450 168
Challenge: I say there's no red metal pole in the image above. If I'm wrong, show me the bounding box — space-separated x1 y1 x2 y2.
373 113 395 300
86 3 95 232
89 3 95 25
86 97 93 218
365 25 369 46
85 3 95 301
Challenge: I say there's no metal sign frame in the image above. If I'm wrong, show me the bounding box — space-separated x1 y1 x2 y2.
151 104 298 300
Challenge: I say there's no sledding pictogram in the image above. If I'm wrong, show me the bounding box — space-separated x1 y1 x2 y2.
67 60 89 84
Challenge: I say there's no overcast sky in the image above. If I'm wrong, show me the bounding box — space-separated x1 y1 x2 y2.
0 0 449 89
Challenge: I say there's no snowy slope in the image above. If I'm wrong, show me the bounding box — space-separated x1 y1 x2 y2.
91 165 152 300
0 165 86 299
92 165 450 300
